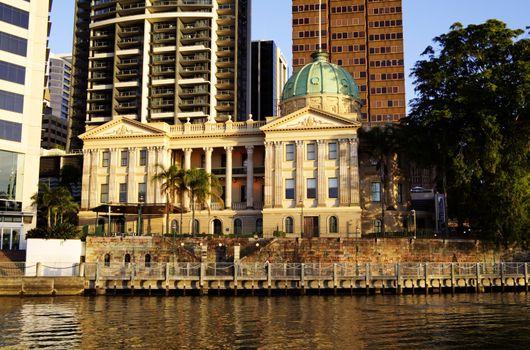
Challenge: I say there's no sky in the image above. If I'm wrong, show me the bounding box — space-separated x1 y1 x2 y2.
49 0 529 107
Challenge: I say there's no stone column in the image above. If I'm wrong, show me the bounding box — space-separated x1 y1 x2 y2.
349 138 360 205
264 142 273 208
147 147 158 204
183 148 192 209
127 147 137 203
224 146 233 209
339 139 349 206
89 150 100 208
274 141 283 208
108 148 119 203
245 145 254 208
317 139 326 206
295 140 304 204
157 147 169 203
81 149 92 210
204 147 213 207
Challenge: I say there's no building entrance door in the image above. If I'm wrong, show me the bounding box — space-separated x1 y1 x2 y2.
303 217 319 238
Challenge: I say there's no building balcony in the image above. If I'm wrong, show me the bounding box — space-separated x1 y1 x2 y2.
119 26 142 36
116 69 139 79
88 105 110 113
180 86 208 96
215 90 233 100
118 2 145 15
150 99 175 108
181 21 211 33
115 91 137 100
152 55 176 64
151 87 175 97
117 58 140 67
152 22 177 32
180 98 208 107
115 102 138 111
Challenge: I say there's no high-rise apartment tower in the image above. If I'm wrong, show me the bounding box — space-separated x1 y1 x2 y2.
68 0 251 150
292 0 405 123
0 0 52 249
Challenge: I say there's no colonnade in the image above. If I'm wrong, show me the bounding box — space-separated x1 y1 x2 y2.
263 138 360 209
81 145 260 211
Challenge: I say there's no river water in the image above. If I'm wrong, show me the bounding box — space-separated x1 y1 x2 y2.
0 293 529 349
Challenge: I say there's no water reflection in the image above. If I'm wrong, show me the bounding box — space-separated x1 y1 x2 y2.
0 294 529 349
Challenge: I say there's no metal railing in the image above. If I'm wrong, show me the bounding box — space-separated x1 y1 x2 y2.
1 262 528 285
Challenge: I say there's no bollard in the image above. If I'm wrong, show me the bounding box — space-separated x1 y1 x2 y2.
36 262 43 277
300 263 305 295
333 263 338 295
451 263 455 294
79 262 85 277
524 263 528 293
475 262 481 293
500 262 505 292
396 263 402 295
424 263 429 295
365 263 370 295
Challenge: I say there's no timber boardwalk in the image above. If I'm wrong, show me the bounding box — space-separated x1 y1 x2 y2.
0 262 529 296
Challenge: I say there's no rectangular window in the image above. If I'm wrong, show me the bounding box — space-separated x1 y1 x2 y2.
0 90 24 113
285 143 295 161
0 120 21 142
397 183 403 204
120 150 128 167
119 183 127 203
241 185 247 202
307 143 316 160
285 179 295 199
102 151 110 167
0 4 29 28
371 182 381 202
328 178 338 198
0 32 27 56
307 178 316 198
328 142 337 160
100 184 109 203
0 60 25 84
138 183 146 202
139 149 147 166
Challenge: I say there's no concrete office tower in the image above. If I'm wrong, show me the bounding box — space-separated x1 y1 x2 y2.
250 40 288 121
0 0 52 249
68 0 251 149
47 54 72 120
292 0 405 123
41 54 71 149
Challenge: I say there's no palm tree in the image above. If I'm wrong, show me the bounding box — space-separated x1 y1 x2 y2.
32 183 54 227
359 125 402 235
184 168 223 235
152 164 186 235
31 183 79 228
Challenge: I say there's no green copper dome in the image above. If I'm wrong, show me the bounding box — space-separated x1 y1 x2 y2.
281 52 361 102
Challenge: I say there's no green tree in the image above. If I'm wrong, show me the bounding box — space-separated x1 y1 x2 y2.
152 164 186 235
184 168 223 235
31 183 79 228
406 20 530 241
359 125 402 235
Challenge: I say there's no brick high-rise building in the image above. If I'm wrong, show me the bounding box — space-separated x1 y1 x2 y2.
292 0 405 123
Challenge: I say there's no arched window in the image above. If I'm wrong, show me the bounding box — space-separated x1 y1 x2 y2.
234 218 242 235
285 217 294 233
193 219 200 235
104 254 111 267
329 216 338 233
145 254 151 267
124 253 131 264
374 219 382 233
171 219 179 234
256 219 263 235
213 219 222 235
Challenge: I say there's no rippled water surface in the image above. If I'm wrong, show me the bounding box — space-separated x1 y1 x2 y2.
0 294 529 349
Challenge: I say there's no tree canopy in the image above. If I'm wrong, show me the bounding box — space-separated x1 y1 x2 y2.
405 20 530 242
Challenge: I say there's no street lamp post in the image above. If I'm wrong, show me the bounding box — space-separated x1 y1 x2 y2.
137 194 145 236
299 199 304 237
107 202 112 237
411 209 417 238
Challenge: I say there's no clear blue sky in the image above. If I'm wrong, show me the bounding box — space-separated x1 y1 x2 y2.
49 0 529 106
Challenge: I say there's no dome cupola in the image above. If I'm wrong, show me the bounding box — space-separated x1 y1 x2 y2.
279 52 362 117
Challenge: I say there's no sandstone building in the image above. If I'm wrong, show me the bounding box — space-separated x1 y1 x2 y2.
79 51 415 237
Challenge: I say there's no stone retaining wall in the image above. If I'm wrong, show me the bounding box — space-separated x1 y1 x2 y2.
85 237 529 264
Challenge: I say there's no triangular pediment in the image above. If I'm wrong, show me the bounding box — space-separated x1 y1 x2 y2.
79 117 166 140
260 106 361 132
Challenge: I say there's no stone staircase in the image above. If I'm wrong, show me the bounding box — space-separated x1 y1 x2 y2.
0 250 26 262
